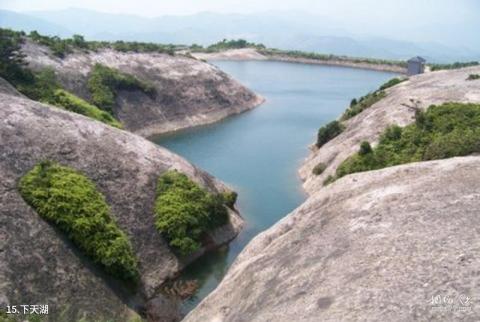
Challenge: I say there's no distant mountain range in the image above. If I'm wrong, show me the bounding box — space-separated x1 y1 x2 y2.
1 8 478 63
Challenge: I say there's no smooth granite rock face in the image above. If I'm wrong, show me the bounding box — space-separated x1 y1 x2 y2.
21 40 264 137
184 156 480 322
0 83 243 321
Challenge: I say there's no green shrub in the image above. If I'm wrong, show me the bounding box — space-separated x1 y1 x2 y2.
15 68 59 102
379 77 406 90
221 191 238 209
312 163 327 175
154 171 230 255
316 120 345 148
336 103 480 179
430 61 479 71
341 90 386 120
323 175 335 186
87 64 155 113
467 74 480 80
46 89 122 128
359 141 373 155
18 161 138 281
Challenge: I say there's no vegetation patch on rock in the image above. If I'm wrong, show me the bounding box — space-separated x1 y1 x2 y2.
335 102 480 179
154 171 231 255
430 61 479 71
48 89 122 128
87 63 156 114
342 90 386 120
18 161 138 281
0 29 122 127
467 74 480 81
316 120 345 148
378 77 406 90
342 77 406 121
312 163 327 175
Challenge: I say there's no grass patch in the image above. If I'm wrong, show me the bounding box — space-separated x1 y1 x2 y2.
87 63 155 114
18 161 138 281
154 171 231 255
316 120 345 148
467 74 480 81
335 103 480 179
47 89 122 128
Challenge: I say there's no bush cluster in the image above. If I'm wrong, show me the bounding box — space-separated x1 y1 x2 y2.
467 74 480 81
154 171 231 255
221 191 238 209
341 90 386 120
312 163 327 175
28 29 178 57
87 63 155 113
316 120 345 148
18 161 138 281
335 103 480 179
430 61 479 71
378 77 406 90
191 39 266 53
342 77 408 121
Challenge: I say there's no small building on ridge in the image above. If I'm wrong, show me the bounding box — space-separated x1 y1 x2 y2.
407 56 426 75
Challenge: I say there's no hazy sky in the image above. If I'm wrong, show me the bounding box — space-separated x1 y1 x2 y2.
1 0 477 20
1 0 478 49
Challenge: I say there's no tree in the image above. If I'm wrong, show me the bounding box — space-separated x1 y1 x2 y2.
0 29 31 84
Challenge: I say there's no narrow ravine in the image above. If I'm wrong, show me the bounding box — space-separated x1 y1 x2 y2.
153 60 397 314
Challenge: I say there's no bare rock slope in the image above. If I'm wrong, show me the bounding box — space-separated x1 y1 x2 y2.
300 65 480 193
22 41 264 137
185 156 480 322
185 67 480 322
0 81 243 321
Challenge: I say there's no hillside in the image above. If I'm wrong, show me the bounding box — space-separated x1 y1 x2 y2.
19 38 263 137
0 80 243 321
184 66 480 321
2 8 479 62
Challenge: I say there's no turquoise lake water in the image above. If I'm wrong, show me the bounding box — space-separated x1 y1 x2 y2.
153 60 397 313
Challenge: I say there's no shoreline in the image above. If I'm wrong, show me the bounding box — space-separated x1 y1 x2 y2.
191 48 407 74
143 95 266 139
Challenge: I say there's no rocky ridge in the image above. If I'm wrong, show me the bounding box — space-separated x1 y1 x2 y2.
0 80 243 321
21 40 264 137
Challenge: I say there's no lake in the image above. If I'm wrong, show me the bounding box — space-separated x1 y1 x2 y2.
153 60 397 313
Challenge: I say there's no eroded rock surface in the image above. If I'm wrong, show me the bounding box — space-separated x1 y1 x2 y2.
185 156 480 322
0 82 243 321
21 41 264 137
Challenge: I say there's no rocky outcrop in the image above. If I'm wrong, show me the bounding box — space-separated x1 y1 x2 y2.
300 65 480 194
184 156 480 322
0 81 243 321
21 41 264 137
184 67 480 322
